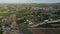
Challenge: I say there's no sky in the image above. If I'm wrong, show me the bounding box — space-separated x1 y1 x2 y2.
0 0 60 3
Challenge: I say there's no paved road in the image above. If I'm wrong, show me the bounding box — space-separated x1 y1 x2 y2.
30 19 60 27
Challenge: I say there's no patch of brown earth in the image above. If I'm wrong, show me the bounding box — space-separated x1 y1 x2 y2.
29 28 55 34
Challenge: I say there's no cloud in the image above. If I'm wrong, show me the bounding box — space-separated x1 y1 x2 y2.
0 0 18 3
0 0 60 3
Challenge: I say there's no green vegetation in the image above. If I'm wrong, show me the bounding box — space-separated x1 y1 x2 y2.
0 4 60 34
0 30 3 34
19 23 33 34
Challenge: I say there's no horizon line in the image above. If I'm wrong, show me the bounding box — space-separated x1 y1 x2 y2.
0 2 60 4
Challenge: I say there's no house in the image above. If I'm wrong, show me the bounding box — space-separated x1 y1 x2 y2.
44 18 53 22
24 20 34 25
